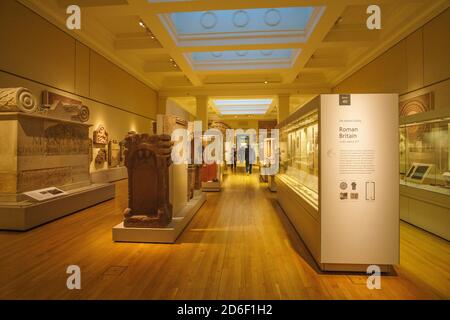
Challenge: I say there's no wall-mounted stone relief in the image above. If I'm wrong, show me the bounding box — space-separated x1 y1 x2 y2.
93 124 109 145
108 140 120 168
40 91 90 123
95 148 107 166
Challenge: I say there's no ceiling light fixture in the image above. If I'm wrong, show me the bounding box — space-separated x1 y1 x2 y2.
335 17 343 26
139 19 157 41
264 80 269 84
169 57 179 69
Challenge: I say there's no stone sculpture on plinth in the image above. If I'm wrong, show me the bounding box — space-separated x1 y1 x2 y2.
123 133 173 228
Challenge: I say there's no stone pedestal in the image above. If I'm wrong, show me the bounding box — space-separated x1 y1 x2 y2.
113 191 206 243
0 112 91 202
0 112 115 230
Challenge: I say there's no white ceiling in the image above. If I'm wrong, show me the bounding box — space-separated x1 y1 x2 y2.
20 0 449 119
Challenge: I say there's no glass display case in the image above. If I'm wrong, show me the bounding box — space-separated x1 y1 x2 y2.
400 118 450 195
278 109 319 207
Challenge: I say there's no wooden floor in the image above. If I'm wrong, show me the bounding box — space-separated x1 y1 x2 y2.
0 173 449 300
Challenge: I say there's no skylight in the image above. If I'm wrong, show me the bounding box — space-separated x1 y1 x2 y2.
171 7 314 34
192 50 292 62
213 99 273 115
159 6 325 47
215 99 273 106
186 49 300 71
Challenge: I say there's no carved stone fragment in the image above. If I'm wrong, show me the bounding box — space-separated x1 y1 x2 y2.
123 133 173 228
0 88 38 113
95 148 107 166
0 112 91 201
108 140 120 167
93 124 109 145
41 91 90 122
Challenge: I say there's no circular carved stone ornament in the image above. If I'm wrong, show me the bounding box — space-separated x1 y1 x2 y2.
260 50 274 56
264 9 282 27
211 52 223 58
200 11 217 29
233 10 250 28
236 51 248 57
78 105 90 122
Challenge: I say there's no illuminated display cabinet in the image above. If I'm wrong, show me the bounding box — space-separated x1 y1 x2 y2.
276 94 399 272
400 119 450 191
399 114 450 240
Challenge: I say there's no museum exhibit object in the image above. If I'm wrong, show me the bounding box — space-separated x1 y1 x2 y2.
108 140 121 168
0 87 115 231
122 133 173 228
276 94 399 272
200 121 230 191
260 137 278 191
201 133 223 192
93 124 109 145
187 122 203 201
258 120 278 190
0 87 38 113
95 148 107 166
399 93 450 240
113 115 206 243
41 90 90 123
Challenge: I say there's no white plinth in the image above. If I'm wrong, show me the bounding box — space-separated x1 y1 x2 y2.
0 183 115 231
202 181 221 192
112 192 206 243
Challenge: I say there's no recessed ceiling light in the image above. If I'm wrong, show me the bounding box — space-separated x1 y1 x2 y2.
264 80 269 84
213 98 272 115
139 20 146 28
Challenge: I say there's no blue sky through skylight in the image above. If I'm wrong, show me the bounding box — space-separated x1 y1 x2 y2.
214 99 273 115
171 7 314 34
192 50 292 62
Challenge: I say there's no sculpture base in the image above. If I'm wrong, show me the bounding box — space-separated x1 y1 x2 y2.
202 181 221 192
268 176 277 192
0 183 115 231
112 192 206 243
91 166 128 183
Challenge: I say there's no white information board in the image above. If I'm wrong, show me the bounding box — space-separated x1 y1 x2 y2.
24 187 67 202
320 94 399 265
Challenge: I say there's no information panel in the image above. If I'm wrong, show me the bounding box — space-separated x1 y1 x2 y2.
320 94 399 265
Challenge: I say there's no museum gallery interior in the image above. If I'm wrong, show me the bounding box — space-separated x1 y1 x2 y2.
0 0 449 300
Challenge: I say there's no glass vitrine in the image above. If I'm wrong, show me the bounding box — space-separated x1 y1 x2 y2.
400 118 450 194
278 110 319 206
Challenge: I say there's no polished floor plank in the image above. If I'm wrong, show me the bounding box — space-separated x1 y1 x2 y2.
0 173 449 299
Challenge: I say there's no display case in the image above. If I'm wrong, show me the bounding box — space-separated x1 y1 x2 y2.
399 113 450 241
260 138 277 190
400 119 450 194
276 94 399 272
279 109 319 205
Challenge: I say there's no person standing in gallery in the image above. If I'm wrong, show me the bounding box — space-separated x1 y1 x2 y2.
233 147 237 172
245 144 256 175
